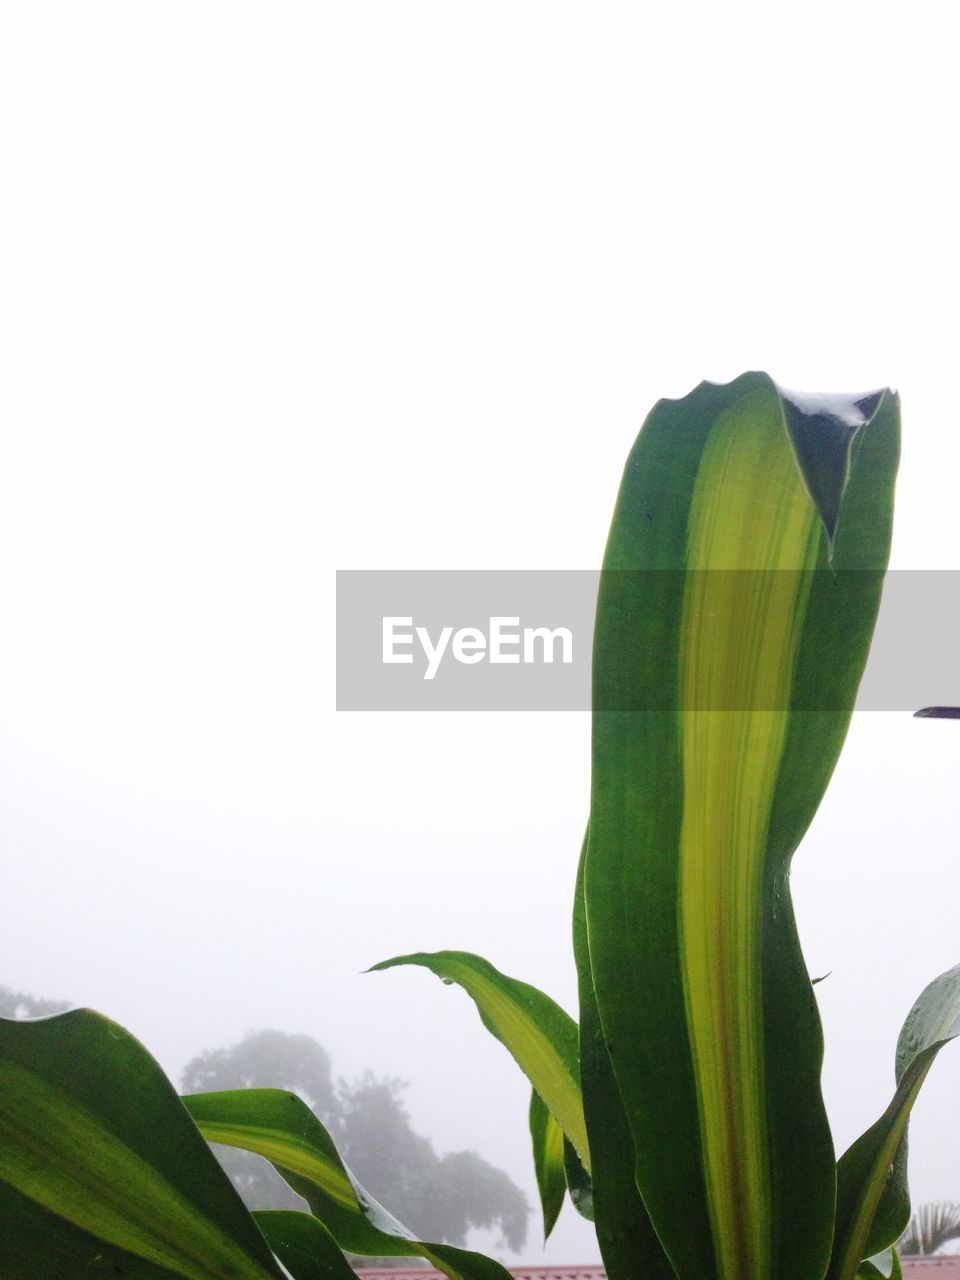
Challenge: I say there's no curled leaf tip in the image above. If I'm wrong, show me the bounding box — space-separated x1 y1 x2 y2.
776 383 891 542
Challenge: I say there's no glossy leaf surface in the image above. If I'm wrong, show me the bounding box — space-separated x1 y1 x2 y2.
585 373 899 1280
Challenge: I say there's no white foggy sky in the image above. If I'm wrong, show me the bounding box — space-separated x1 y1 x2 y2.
1 2 959 1265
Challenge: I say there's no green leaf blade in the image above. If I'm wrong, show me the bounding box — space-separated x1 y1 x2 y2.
0 1010 283 1280
184 1088 514 1280
529 1090 565 1239
254 1211 359 1280
585 374 899 1280
370 950 588 1170
831 963 960 1280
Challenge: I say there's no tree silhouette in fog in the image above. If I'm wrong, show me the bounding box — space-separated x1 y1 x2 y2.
182 1029 339 1119
338 1071 528 1251
181 1028 529 1253
0 985 69 1020
1 992 529 1253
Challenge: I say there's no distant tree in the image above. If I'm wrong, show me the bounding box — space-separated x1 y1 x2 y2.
4 996 530 1254
898 1202 960 1255
180 1032 529 1253
0 985 70 1020
181 1029 340 1213
181 1029 339 1120
338 1072 528 1251
434 1149 529 1253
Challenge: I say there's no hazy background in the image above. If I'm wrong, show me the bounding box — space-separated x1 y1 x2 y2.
1 3 959 1264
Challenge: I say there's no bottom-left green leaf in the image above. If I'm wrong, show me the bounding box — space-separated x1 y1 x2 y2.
0 1009 284 1280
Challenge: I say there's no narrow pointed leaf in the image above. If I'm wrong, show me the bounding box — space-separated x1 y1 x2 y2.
0 1010 283 1280
573 844 676 1280
529 1090 565 1238
184 1089 513 1280
586 373 899 1280
830 963 960 1280
254 1212 359 1280
529 1059 594 1230
370 950 588 1169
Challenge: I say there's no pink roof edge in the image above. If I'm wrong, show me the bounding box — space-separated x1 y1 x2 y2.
354 1263 960 1279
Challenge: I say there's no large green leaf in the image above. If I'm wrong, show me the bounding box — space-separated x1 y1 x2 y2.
585 373 899 1280
370 950 588 1169
529 1089 565 1239
0 1010 283 1280
830 963 960 1280
184 1088 513 1280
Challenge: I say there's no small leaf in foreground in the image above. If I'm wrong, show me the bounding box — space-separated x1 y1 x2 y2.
185 1088 514 1280
369 950 588 1170
255 1211 359 1280
831 962 960 1280
529 1090 565 1239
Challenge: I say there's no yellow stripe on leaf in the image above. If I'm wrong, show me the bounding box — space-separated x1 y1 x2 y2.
678 389 821 1280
